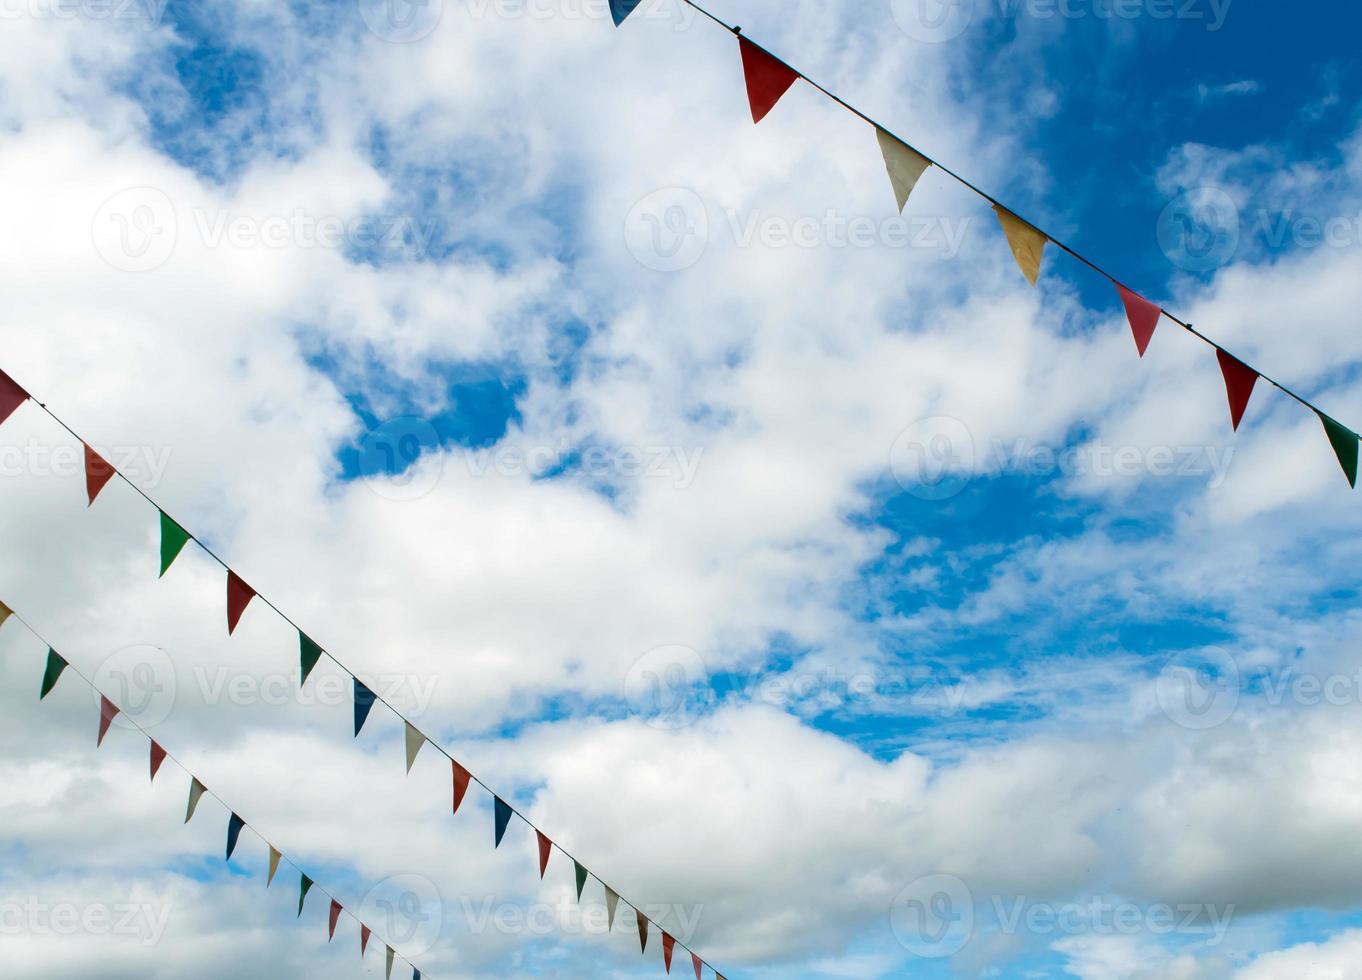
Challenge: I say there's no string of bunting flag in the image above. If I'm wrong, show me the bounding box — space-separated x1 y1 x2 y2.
1 597 429 979
607 0 1360 488
0 373 724 980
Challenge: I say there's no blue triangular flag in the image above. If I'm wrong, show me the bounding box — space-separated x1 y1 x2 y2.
354 679 377 736
494 796 513 848
226 813 246 861
609 0 643 25
413 970 421 980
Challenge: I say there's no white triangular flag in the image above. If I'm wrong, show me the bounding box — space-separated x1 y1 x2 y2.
876 126 932 213
404 722 427 774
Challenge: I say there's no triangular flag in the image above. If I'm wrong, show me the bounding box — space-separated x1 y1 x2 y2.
158 511 191 578
361 924 372 957
386 946 395 979
875 127 932 213
226 813 246 861
537 831 553 879
404 722 426 773
300 632 323 685
1320 412 1359 488
0 368 28 426
637 909 649 953
663 932 676 973
267 846 282 887
185 777 207 823
0 599 10 630
354 679 377 736
692 952 703 980
1116 284 1162 357
1216 349 1259 431
97 695 119 746
149 740 167 782
995 206 1048 286
608 0 642 25
574 861 589 901
738 37 799 124
298 874 314 917
40 649 68 699
494 796 513 848
226 571 256 635
452 760 471 815
414 970 421 980
605 887 620 931
83 444 116 506
329 899 342 940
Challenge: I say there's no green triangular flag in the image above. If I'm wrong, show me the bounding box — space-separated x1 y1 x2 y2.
185 777 207 823
574 861 589 901
298 874 314 917
159 511 191 577
404 722 427 774
1320 413 1359 488
300 632 323 685
40 649 68 700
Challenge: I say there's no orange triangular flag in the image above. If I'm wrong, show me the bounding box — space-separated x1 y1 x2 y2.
84 444 116 506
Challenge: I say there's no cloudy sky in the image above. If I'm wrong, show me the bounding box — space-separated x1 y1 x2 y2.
1 0 1361 977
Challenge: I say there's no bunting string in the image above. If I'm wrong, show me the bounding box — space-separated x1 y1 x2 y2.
608 0 1361 487
3 598 428 979
0 371 727 979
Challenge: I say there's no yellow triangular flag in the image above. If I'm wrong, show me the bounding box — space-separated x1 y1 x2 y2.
404 722 426 774
605 886 620 931
184 778 207 823
0 600 11 630
875 126 932 213
994 205 1048 286
267 846 282 887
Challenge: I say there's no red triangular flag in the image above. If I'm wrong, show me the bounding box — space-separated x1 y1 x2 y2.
663 932 676 973
1216 349 1259 431
97 695 119 746
0 368 28 427
692 952 703 980
84 444 116 506
1116 284 1161 358
536 830 553 879
226 571 256 635
150 740 167 781
738 37 799 124
452 760 471 815
361 923 372 957
329 900 342 940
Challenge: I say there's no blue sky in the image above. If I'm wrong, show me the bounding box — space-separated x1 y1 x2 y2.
3 0 1362 978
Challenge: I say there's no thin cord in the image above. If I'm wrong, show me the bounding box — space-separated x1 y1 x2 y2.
675 0 1345 426
2 601 425 979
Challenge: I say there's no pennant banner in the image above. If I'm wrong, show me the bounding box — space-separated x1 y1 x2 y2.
150 740 167 782
876 126 932 213
298 874 314 917
574 861 589 901
605 887 620 931
608 0 642 25
1216 349 1259 431
354 679 377 736
0 368 27 426
637 909 649 953
494 796 514 848
404 722 426 773
300 631 323 685
739 37 798 124
329 899 343 940
97 695 119 746
226 813 246 861
386 946 395 979
663 932 676 973
1117 284 1162 358
537 831 553 879
84 444 116 506
226 571 256 635
40 649 68 700
693 951 703 980
159 511 191 578
185 777 207 824
361 923 372 957
995 206 1048 287
1320 413 1360 488
268 846 282 887
0 599 10 631
452 760 472 815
